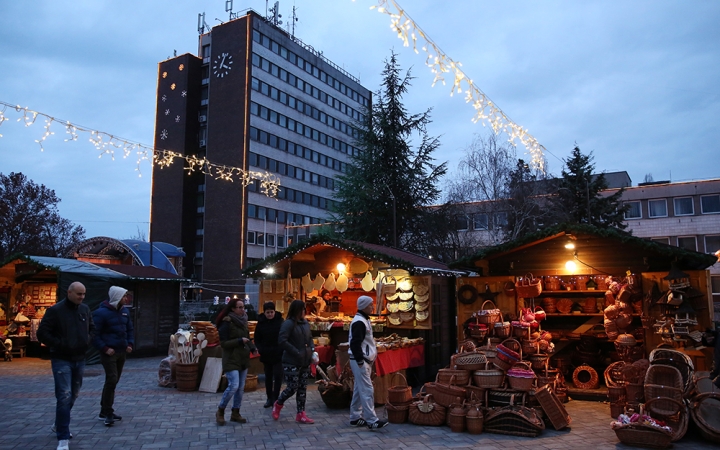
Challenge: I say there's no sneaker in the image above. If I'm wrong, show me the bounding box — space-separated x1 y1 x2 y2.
51 424 72 438
367 420 389 430
98 413 122 421
104 416 114 427
271 401 283 420
57 440 70 450
295 411 314 424
349 418 367 427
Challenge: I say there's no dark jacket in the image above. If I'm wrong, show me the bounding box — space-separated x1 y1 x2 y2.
278 316 314 367
37 299 95 362
253 312 284 364
92 300 134 354
219 316 256 372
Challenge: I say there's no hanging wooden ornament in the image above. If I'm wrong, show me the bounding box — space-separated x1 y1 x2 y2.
336 273 348 293
324 273 336 291
361 272 374 291
301 274 313 293
313 273 325 291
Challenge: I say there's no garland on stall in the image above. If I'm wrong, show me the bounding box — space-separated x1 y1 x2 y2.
363 0 547 171
0 101 280 197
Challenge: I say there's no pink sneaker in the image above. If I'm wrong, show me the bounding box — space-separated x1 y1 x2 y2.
271 401 283 420
295 411 314 424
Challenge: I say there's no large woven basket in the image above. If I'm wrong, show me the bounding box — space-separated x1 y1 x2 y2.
385 401 409 423
689 392 720 444
465 409 484 434
473 362 505 389
431 374 468 408
387 372 413 405
644 397 688 442
452 351 487 371
613 423 672 449
408 394 446 426
437 368 471 386
507 361 536 391
515 273 542 298
446 403 467 432
476 300 501 325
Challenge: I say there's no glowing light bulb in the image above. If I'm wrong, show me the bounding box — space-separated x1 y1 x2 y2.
337 263 346 273
565 261 577 273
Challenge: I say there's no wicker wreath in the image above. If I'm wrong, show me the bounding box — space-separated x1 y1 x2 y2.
573 364 599 390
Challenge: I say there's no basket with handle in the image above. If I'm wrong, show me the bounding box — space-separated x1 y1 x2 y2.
437 367 471 386
515 273 542 298
387 372 413 405
473 361 505 389
494 318 511 339
503 280 516 297
385 401 409 423
475 300 501 326
408 394 446 426
446 401 468 432
613 423 672 449
432 374 468 408
507 361 537 391
465 405 484 434
452 350 487 371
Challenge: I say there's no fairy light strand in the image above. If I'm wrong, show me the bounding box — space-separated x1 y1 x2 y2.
0 101 280 197
366 0 547 171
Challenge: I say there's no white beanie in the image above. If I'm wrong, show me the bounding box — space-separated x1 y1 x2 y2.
109 286 127 308
357 295 373 311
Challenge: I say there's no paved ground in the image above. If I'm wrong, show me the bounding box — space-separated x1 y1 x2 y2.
0 356 715 449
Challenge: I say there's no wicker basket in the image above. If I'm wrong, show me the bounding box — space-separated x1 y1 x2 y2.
644 397 688 442
318 383 352 409
385 401 409 423
528 353 549 370
473 362 505 389
408 394 446 426
447 403 467 432
465 408 484 434
452 351 487 371
483 404 545 437
613 423 673 449
503 281 516 297
437 368 471 386
244 374 258 391
689 392 720 443
604 361 628 387
515 273 542 298
534 383 571 430
507 361 536 391
494 321 511 339
573 364 599 390
387 372 413 405
476 300 501 326
610 402 626 419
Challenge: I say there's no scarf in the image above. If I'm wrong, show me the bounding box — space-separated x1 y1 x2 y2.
228 311 248 328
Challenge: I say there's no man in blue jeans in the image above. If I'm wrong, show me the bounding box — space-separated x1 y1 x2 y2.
38 282 95 450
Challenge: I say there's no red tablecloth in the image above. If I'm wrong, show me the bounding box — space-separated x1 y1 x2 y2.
315 345 335 364
375 344 425 376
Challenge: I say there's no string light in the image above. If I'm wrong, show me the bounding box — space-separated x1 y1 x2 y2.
0 101 280 197
366 0 547 171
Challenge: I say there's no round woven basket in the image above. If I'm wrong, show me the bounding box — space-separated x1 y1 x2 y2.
573 364 599 390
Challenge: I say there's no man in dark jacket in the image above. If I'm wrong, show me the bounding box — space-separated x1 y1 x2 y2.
38 282 95 450
253 301 284 407
92 286 134 426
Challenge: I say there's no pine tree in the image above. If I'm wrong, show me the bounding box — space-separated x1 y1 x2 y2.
332 52 447 250
552 146 627 229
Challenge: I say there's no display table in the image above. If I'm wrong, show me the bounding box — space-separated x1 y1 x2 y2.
375 344 425 376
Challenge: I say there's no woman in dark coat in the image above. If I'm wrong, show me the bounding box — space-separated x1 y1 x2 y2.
215 298 257 425
253 301 284 408
271 300 316 424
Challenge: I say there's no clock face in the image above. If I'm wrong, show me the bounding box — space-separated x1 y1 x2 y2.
212 52 233 78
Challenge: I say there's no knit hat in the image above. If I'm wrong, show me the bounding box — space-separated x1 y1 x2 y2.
357 295 373 311
263 301 276 312
108 286 127 308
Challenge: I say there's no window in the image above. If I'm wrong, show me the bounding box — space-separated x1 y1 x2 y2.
277 235 286 248
473 213 489 230
267 234 276 247
648 199 668 218
651 237 669 245
701 195 720 214
673 197 694 216
624 201 642 219
711 277 720 319
705 235 720 254
247 231 256 244
495 212 508 227
677 236 696 251
256 233 265 246
455 215 469 231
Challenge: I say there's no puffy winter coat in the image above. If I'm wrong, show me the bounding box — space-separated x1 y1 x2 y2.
92 300 134 353
37 299 95 361
253 312 284 364
219 316 256 372
278 317 314 367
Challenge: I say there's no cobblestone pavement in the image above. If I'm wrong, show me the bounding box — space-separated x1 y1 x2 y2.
0 356 715 449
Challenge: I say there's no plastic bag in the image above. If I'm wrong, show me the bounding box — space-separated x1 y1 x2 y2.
158 355 176 387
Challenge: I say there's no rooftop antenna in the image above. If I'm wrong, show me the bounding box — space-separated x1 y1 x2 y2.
289 4 299 37
225 0 234 21
197 12 211 35
269 1 282 26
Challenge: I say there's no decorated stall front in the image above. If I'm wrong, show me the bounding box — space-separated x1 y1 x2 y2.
243 235 460 404
442 224 719 444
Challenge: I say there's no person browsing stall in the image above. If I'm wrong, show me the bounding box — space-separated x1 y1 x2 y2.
348 295 388 430
253 301 284 408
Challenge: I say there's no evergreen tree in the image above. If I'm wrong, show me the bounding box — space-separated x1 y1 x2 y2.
552 146 627 229
332 52 447 250
504 158 552 239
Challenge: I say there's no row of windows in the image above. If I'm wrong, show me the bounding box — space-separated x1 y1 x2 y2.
251 76 360 140
247 231 286 248
251 53 365 124
250 101 360 157
456 213 508 231
252 29 369 108
624 194 720 219
246 203 330 226
248 152 336 190
248 179 337 210
650 235 720 254
249 126 347 174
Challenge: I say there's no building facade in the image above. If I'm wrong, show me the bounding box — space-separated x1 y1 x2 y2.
150 10 371 294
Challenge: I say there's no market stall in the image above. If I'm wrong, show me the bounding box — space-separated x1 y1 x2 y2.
243 235 460 390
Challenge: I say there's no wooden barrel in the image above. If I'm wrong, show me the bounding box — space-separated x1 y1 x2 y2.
176 363 199 391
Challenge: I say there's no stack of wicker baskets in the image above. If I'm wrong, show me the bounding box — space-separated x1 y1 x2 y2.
386 372 413 423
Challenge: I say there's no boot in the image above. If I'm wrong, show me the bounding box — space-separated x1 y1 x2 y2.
295 411 314 424
271 400 283 420
216 407 226 425
230 408 247 423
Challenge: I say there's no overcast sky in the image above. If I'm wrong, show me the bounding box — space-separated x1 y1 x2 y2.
1 1 718 240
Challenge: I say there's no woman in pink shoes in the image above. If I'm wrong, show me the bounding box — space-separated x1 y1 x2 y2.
272 299 315 424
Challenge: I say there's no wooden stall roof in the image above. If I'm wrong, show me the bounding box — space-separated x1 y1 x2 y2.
449 224 718 276
243 235 459 277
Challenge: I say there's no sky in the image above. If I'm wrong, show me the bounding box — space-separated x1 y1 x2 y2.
1 0 718 240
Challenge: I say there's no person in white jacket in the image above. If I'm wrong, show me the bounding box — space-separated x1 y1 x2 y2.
348 295 388 430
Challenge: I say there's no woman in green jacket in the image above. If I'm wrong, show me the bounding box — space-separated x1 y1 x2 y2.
215 298 257 425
